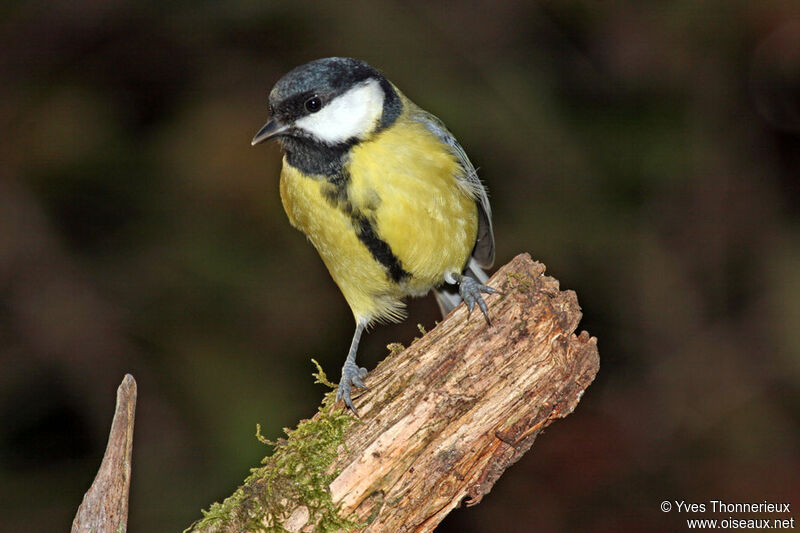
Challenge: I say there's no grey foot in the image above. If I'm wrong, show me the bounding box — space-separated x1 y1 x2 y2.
336 361 368 414
459 276 498 323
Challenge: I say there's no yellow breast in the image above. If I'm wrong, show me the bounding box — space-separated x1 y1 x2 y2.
279 115 477 324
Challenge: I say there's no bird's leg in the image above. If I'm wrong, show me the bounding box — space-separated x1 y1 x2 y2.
336 321 368 415
445 272 498 324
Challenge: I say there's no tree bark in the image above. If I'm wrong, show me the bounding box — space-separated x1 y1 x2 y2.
188 253 600 533
72 374 137 533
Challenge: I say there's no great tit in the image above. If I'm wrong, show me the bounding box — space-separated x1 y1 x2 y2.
252 57 496 413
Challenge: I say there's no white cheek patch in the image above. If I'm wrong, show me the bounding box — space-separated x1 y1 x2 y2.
294 79 385 144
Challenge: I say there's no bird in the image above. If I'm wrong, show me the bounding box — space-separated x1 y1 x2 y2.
251 57 496 414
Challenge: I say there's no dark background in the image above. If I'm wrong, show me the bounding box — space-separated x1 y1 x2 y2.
1 1 799 531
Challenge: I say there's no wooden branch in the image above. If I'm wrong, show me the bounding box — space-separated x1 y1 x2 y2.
188 253 599 533
72 374 137 533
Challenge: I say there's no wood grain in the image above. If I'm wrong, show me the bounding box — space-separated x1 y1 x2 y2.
72 374 137 533
189 253 599 532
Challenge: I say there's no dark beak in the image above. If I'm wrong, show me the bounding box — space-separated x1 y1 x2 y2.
251 119 288 146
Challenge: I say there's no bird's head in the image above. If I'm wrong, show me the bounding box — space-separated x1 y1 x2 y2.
252 57 399 148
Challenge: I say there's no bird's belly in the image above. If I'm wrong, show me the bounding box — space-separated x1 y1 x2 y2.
278 130 478 323
348 130 478 293
280 163 398 322
371 177 477 295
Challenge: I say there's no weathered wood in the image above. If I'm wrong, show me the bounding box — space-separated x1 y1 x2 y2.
72 374 137 533
189 253 599 532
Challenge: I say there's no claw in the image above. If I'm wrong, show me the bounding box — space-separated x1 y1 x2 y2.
352 368 367 388
337 361 368 416
458 276 497 324
477 297 490 324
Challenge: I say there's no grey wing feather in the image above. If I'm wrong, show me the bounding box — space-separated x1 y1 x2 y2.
410 108 495 269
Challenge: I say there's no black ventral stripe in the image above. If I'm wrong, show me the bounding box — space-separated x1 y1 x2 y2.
351 214 410 283
319 170 410 283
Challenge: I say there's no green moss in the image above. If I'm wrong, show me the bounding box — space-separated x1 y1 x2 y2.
506 271 533 292
187 361 361 533
311 358 337 390
386 342 405 355
408 323 429 345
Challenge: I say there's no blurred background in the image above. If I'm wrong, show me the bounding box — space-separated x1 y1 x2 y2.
1 1 799 531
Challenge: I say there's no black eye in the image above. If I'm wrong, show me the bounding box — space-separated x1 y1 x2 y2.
304 96 322 113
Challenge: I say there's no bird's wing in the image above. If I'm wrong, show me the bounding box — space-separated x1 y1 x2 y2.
410 108 495 269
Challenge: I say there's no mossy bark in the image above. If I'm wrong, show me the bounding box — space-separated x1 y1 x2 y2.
187 253 600 533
